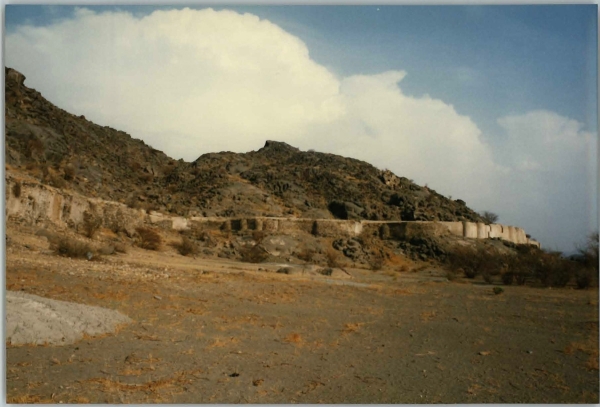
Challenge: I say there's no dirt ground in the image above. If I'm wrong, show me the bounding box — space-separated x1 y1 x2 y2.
5 226 599 403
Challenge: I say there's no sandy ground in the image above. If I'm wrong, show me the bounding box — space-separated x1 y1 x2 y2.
5 226 599 403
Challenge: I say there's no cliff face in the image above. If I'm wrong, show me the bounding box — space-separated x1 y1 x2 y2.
5 67 485 223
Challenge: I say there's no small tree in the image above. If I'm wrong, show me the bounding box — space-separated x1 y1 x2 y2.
481 211 499 225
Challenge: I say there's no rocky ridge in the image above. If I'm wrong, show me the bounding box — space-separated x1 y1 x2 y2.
5 67 486 224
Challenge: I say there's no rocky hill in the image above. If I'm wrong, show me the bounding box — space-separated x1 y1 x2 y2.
5 67 485 223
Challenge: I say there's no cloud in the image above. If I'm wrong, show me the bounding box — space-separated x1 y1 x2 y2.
6 7 597 251
6 8 345 156
491 110 597 251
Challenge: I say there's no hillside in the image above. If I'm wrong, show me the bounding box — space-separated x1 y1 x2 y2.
5 67 485 223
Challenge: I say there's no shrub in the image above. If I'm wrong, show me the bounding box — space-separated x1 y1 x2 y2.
135 227 162 251
370 255 384 271
481 211 499 225
501 272 514 285
173 236 198 257
578 232 599 272
493 287 504 295
26 138 45 158
326 249 340 268
82 209 102 239
252 230 266 243
446 270 458 281
296 247 316 263
576 268 594 289
114 242 128 254
63 164 76 181
54 237 94 259
97 245 115 255
482 271 495 284
240 245 269 263
318 268 333 276
12 182 21 198
447 245 502 279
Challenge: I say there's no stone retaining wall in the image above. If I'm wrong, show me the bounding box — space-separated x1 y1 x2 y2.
5 172 540 248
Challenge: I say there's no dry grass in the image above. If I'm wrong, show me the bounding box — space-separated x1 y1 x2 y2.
342 322 364 334
283 333 304 345
420 311 437 322
7 394 53 403
207 336 240 349
86 373 186 393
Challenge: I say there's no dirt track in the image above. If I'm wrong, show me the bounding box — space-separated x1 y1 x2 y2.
5 227 599 403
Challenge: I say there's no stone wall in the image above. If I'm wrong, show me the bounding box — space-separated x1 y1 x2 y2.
5 172 540 248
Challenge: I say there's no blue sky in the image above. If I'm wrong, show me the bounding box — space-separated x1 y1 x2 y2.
4 5 598 252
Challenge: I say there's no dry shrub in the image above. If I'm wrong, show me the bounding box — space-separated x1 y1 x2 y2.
27 138 45 157
240 245 269 263
370 255 385 271
12 181 21 198
139 173 154 183
506 247 575 287
82 208 102 238
114 242 128 253
296 247 316 263
136 227 162 251
252 230 266 243
55 237 94 259
501 271 514 285
447 246 502 279
97 245 115 255
173 236 198 256
326 248 340 268
576 268 595 289
318 268 333 276
63 164 76 181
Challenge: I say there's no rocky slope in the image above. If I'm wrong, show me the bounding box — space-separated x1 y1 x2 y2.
5 67 485 223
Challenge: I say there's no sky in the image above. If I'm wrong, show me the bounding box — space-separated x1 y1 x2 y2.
4 4 598 253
